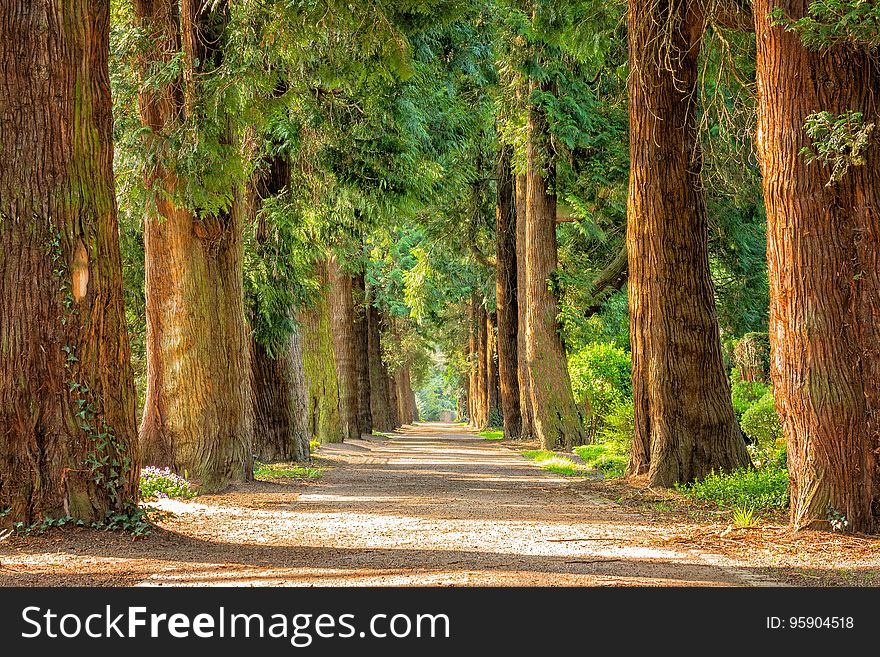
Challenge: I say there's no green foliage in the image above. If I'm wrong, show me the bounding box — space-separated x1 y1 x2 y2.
479 429 504 440
254 461 324 480
679 466 790 512
772 1 880 48
740 392 783 447
520 451 592 477
140 466 196 500
732 505 758 529
730 369 771 420
568 342 631 429
801 110 875 185
12 506 163 538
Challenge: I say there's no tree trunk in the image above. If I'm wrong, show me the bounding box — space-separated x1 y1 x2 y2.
524 82 586 451
0 0 139 523
626 0 749 486
246 139 309 463
135 0 252 490
475 303 489 429
496 146 523 439
754 0 880 532
250 329 309 462
486 311 500 426
300 260 343 444
352 271 373 435
515 173 534 440
368 303 395 431
328 256 360 441
467 297 478 425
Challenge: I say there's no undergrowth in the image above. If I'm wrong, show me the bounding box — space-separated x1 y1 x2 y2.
521 450 592 477
253 461 324 480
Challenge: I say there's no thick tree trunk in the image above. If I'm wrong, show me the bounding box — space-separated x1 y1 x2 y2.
328 256 360 441
754 0 880 532
300 261 343 444
250 329 309 462
524 82 586 451
626 0 749 486
367 303 395 431
0 0 139 523
135 0 252 490
352 271 373 435
247 140 309 463
496 146 523 439
515 173 534 440
395 366 416 425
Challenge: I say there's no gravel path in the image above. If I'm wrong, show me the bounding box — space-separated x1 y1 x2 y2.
0 422 780 586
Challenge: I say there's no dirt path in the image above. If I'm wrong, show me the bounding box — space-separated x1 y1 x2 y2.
1 422 784 586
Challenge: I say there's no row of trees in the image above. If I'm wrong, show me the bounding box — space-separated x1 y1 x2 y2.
2 0 879 534
458 0 880 533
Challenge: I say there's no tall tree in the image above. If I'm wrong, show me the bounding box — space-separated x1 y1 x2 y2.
135 0 252 489
300 260 343 444
246 149 310 463
515 173 534 440
626 0 749 485
329 255 360 441
0 0 139 522
353 271 373 435
524 79 586 451
754 0 880 531
368 303 396 431
495 145 523 439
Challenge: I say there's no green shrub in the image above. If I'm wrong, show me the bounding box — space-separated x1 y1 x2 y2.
679 465 789 511
140 466 196 500
730 368 770 419
740 391 782 446
254 461 323 480
568 343 632 427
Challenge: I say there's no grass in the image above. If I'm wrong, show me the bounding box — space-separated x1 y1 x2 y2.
479 429 504 440
253 461 324 481
309 439 320 453
520 450 592 477
732 505 758 529
677 465 789 512
573 443 628 478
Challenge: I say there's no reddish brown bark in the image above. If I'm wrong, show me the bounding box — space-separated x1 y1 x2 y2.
368 303 395 431
515 173 534 440
626 0 749 485
754 0 880 531
524 81 586 451
135 0 252 490
328 255 360 442
496 145 523 439
486 311 500 426
0 0 139 522
352 271 373 435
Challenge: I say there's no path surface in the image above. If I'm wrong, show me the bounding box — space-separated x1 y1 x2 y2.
0 422 779 586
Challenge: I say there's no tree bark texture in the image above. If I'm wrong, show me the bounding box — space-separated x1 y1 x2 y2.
135 0 252 490
300 260 343 444
486 310 500 426
626 0 749 486
515 173 534 439
754 0 880 531
524 81 586 451
496 146 523 439
328 255 360 442
0 0 139 522
249 329 309 462
367 303 395 431
246 143 309 463
352 271 373 435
